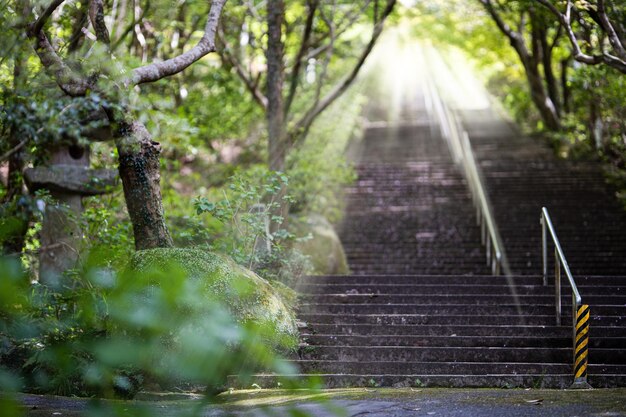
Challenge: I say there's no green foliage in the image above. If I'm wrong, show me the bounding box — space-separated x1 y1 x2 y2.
79 195 134 269
0 91 114 162
0 194 37 250
193 169 312 286
287 88 362 223
0 252 318 416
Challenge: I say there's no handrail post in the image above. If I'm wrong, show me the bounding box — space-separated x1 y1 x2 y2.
571 301 592 389
555 247 561 326
495 253 501 276
541 213 548 286
481 218 486 245
540 208 590 388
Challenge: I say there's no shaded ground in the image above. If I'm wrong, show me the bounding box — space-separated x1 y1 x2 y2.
18 388 626 416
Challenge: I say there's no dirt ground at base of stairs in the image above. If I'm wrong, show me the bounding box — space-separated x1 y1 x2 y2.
15 387 626 417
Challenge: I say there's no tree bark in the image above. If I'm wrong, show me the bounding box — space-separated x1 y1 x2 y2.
561 57 571 114
266 0 286 173
523 60 561 131
537 23 561 116
266 0 289 234
115 120 173 250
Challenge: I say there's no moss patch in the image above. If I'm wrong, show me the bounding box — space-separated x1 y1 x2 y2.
128 248 298 342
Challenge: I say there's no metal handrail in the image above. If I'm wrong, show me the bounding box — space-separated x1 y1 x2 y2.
540 207 592 388
540 207 582 325
426 78 510 276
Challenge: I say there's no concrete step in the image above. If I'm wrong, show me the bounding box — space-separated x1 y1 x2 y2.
300 274 626 286
298 313 626 327
302 324 626 337
301 335 626 349
297 283 626 295
295 360 626 375
300 293 626 305
299 303 546 315
297 345 626 364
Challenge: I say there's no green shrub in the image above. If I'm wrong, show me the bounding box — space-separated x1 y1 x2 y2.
0 250 312 416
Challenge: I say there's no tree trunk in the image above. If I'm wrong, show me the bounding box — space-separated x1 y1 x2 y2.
266 0 286 173
524 18 561 131
524 63 561 131
482 1 561 132
513 31 560 131
537 24 561 116
116 120 173 250
561 58 571 114
266 0 289 234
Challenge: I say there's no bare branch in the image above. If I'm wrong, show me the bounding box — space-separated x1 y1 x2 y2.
534 0 626 73
292 0 396 143
128 0 227 86
31 30 91 96
302 0 371 62
284 0 318 118
480 0 521 43
303 43 331 62
310 1 336 111
217 26 268 109
0 139 29 162
597 0 626 60
111 0 151 51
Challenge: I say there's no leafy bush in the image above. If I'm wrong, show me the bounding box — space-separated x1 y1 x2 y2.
0 251 314 417
193 168 312 286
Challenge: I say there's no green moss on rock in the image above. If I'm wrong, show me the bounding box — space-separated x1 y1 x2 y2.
128 248 298 342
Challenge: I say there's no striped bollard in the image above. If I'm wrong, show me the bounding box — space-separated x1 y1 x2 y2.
570 304 592 389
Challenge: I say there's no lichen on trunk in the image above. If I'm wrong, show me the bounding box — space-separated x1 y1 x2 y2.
116 120 173 250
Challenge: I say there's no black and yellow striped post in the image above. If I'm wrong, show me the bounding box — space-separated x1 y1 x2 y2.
571 304 592 389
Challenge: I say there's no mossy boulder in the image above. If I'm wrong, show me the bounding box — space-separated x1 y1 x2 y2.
292 214 349 275
127 248 298 341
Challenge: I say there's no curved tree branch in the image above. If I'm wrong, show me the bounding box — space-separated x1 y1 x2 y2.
533 0 626 73
128 0 227 86
597 0 626 61
284 0 318 118
31 30 91 96
32 0 65 35
0 139 29 163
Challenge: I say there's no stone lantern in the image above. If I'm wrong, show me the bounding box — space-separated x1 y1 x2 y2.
24 144 117 287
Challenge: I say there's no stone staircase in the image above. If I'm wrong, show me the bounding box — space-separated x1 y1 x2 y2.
460 108 626 276
282 100 626 389
339 121 490 276
297 274 626 388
